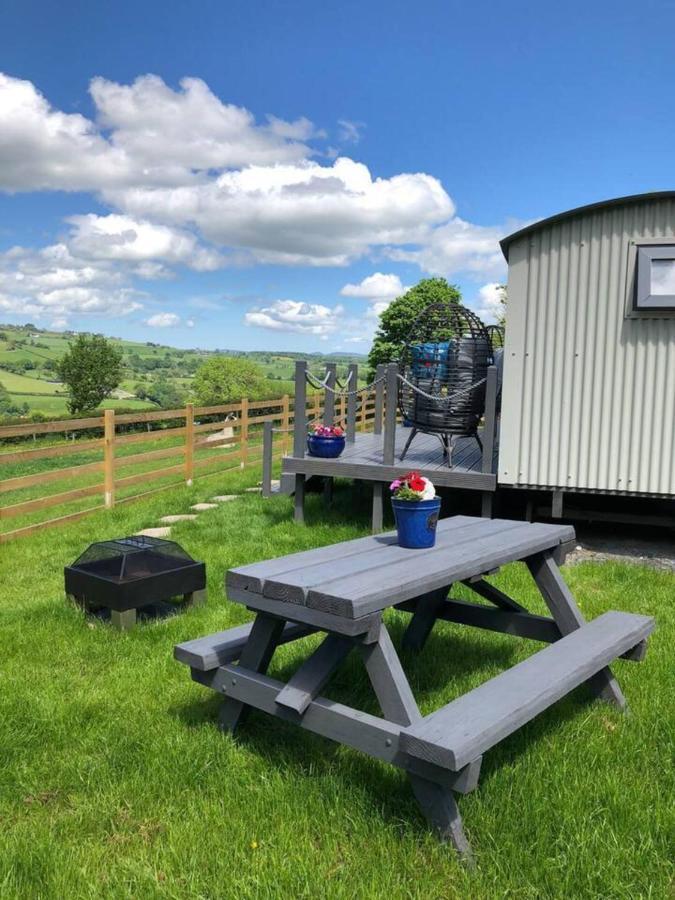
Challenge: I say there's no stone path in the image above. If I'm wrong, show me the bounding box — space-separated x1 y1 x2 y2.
134 495 243 540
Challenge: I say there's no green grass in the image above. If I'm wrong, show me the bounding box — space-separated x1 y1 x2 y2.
0 475 672 898
0 371 63 394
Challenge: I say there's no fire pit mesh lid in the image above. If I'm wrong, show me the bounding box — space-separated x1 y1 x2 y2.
71 536 194 569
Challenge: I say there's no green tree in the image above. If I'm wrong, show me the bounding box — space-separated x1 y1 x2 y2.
146 374 185 409
193 356 267 405
57 334 123 414
367 277 462 372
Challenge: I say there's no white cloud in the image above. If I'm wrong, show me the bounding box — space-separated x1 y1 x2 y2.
66 213 223 271
390 217 508 281
0 243 143 320
145 312 181 327
473 282 505 324
337 119 364 144
244 300 344 336
106 157 454 267
340 272 405 301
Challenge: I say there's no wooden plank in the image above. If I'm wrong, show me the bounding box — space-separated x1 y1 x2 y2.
463 578 526 612
360 623 420 726
0 438 102 464
346 363 358 442
0 503 105 543
294 473 305 523
217 613 285 733
114 408 186 424
383 363 398 465
114 463 185 489
114 445 185 468
115 427 186 445
374 363 385 435
185 403 194 485
261 518 501 605
275 634 354 714
174 621 313 671
227 585 382 641
527 552 627 709
308 521 576 618
194 402 242 416
261 421 273 498
207 663 481 793
0 460 103 493
397 596 561 643
193 451 242 470
1 482 103 519
282 454 497 490
400 611 654 771
228 516 476 596
371 482 384 533
0 416 103 438
293 362 307 458
247 398 284 411
103 408 115 508
482 365 498 474
401 587 451 651
323 363 336 425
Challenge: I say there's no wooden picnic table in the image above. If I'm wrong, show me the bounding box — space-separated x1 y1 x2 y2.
175 515 654 860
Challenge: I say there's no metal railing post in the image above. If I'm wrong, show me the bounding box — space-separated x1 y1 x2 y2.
346 363 358 442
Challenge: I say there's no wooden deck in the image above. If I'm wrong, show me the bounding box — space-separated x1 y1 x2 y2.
282 425 498 491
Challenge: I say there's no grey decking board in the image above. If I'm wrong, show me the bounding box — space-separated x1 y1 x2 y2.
260 518 492 603
400 611 655 770
227 516 476 594
174 620 312 671
307 521 576 617
281 423 499 491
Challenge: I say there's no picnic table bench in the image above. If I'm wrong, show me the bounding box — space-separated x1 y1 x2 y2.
175 516 654 859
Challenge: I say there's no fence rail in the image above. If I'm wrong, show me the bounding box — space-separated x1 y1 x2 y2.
0 395 291 542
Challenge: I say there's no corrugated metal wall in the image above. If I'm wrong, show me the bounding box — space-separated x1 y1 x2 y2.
499 196 675 497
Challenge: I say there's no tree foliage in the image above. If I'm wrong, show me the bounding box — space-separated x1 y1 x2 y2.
367 277 462 372
193 356 268 405
146 374 186 409
57 334 123 414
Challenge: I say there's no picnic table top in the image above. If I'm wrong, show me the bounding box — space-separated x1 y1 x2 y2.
227 515 576 620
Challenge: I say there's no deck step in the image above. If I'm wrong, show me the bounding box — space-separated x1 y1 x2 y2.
400 611 654 771
174 621 313 671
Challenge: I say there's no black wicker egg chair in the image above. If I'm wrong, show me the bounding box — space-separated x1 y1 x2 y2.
398 302 493 466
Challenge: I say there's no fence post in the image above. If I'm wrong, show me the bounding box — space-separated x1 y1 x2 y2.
185 403 194 485
103 408 115 508
374 363 385 435
383 363 398 465
323 363 336 425
293 361 307 459
281 394 290 455
240 397 249 468
262 420 274 498
482 365 498 475
346 363 358 442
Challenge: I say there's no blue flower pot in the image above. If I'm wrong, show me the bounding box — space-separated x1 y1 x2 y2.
307 434 346 458
391 497 441 549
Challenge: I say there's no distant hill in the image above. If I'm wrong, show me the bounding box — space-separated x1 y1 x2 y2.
0 323 366 419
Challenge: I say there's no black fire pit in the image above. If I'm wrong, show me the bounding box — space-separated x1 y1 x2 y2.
64 536 206 630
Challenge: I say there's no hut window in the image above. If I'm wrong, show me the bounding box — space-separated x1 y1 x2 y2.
635 245 675 310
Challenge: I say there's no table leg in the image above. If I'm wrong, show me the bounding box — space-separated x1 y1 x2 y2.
111 608 136 631
359 622 472 860
401 586 451 652
217 613 286 733
527 552 627 709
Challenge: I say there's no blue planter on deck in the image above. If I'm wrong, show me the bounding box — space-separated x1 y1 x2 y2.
307 434 346 458
392 497 441 549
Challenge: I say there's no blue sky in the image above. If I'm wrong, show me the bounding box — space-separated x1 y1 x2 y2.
1 0 674 352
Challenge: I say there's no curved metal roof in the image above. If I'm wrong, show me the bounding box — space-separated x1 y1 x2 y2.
500 190 675 260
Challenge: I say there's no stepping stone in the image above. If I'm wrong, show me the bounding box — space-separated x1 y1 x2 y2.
211 495 237 502
245 486 261 493
159 514 198 524
135 527 172 538
190 503 219 511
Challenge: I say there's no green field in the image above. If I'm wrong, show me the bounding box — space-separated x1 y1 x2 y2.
0 324 365 419
0 474 672 898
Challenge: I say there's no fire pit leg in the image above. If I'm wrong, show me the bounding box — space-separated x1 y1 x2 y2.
111 609 137 631
184 589 207 609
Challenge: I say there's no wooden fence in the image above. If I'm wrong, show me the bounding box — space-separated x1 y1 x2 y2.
0 391 379 543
